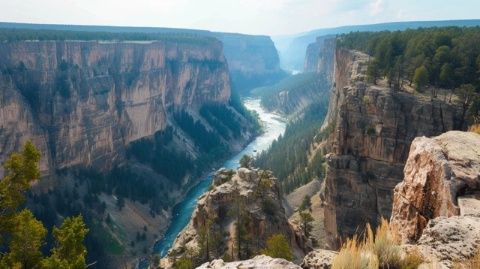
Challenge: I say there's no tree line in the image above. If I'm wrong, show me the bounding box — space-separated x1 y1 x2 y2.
337 26 480 125
0 28 216 44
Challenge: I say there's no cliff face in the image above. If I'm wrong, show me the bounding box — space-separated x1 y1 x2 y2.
217 34 287 94
304 36 335 76
321 49 466 248
0 40 234 174
162 168 301 268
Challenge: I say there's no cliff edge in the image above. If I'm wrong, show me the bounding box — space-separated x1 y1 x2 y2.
321 49 465 248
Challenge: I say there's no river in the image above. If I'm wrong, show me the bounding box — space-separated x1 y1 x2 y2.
153 98 287 257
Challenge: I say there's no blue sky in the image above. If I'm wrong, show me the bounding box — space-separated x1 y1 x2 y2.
0 0 479 35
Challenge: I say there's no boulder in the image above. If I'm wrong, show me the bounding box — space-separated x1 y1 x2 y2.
390 131 480 243
301 249 337 269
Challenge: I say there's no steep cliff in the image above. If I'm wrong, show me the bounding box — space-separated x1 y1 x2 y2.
215 33 287 95
321 49 466 248
0 39 237 172
0 23 287 96
0 39 258 267
161 167 302 268
304 36 335 76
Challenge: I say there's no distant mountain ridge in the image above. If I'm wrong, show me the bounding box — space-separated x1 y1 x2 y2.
273 19 480 71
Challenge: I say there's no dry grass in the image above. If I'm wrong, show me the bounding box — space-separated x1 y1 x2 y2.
468 124 480 135
332 218 423 269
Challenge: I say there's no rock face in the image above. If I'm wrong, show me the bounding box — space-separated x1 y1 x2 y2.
390 131 480 243
217 33 287 94
197 255 301 269
162 168 299 267
301 249 337 269
0 40 251 176
304 36 335 76
321 49 466 248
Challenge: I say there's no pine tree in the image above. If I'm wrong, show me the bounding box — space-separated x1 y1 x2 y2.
299 211 314 237
413 66 429 92
0 141 41 235
42 215 89 269
5 209 47 269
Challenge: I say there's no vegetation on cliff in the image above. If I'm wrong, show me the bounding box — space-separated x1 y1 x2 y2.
0 142 88 269
337 27 480 126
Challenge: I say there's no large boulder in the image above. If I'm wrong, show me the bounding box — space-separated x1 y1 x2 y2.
197 255 301 269
390 131 480 243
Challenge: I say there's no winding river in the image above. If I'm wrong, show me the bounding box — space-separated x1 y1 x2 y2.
153 98 287 257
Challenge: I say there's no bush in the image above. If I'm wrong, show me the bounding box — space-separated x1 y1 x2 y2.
262 234 293 261
173 257 193 269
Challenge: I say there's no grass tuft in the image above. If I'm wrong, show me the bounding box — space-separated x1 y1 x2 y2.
332 218 424 269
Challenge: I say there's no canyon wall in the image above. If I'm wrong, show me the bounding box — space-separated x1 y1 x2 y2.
216 33 287 94
0 23 287 95
321 49 466 248
303 36 335 76
0 39 238 175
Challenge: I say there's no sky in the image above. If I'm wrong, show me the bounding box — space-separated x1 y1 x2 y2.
0 0 479 36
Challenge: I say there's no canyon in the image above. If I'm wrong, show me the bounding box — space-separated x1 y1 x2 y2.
1 21 479 269
0 36 264 267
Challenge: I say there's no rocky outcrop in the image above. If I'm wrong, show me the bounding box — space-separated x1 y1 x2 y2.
304 36 335 76
390 131 480 243
414 216 480 268
301 249 336 269
197 255 301 269
162 168 300 267
321 49 466 249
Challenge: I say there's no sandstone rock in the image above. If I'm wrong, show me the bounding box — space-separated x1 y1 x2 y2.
391 131 480 243
197 255 301 269
321 49 466 248
301 249 337 269
416 216 480 268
